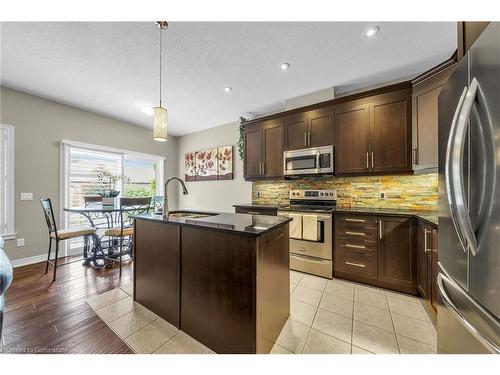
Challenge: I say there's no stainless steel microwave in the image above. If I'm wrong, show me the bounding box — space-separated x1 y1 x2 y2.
283 145 334 177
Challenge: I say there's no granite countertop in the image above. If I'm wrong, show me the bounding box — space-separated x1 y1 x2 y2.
132 211 292 237
233 203 281 209
235 203 438 226
331 207 438 226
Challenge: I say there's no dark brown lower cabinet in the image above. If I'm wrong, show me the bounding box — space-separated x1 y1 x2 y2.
133 220 181 327
377 216 417 294
334 213 417 295
430 228 439 311
417 220 439 312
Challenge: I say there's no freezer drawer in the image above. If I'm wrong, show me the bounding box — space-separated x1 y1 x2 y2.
437 266 500 354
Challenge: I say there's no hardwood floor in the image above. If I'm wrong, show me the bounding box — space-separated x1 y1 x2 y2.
1 257 133 354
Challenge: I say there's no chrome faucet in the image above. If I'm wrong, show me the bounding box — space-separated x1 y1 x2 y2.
163 177 189 218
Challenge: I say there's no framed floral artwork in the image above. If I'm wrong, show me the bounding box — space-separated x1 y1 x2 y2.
217 145 233 180
184 152 196 181
184 145 233 182
195 148 218 181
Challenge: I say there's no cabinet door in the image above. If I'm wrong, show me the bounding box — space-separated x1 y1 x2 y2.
285 114 308 150
335 104 370 174
377 217 417 293
307 108 334 148
244 124 263 179
262 120 284 178
430 229 439 311
370 97 411 173
414 86 440 168
417 222 432 300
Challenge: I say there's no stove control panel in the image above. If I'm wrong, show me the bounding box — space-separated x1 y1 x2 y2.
289 189 337 200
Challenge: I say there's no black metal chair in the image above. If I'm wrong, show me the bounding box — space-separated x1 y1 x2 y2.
103 197 151 277
153 195 164 214
40 198 97 281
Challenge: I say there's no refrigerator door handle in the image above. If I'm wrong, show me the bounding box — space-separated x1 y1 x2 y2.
445 85 469 253
437 272 500 353
452 78 480 256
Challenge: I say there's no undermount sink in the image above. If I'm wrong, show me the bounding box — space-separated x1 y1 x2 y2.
168 211 218 219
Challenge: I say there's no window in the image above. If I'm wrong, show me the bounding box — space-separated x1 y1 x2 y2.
0 124 15 239
60 140 164 253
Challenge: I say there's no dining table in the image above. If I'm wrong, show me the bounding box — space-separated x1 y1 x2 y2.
63 204 148 269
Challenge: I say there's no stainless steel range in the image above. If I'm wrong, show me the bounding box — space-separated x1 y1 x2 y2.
278 189 336 279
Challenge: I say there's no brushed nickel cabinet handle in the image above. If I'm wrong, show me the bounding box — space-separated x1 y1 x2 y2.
413 148 418 164
379 220 383 239
345 261 366 268
345 231 365 236
308 132 311 146
345 218 366 223
247 211 260 215
304 132 308 147
259 162 262 175
424 228 429 253
366 152 369 168
345 244 366 249
262 162 265 175
371 151 374 168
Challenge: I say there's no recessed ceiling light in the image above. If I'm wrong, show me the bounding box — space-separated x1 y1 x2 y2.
280 63 291 71
364 26 380 38
224 87 232 93
140 106 154 116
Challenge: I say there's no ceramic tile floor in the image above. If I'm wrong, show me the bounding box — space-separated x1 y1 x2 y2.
275 271 437 354
86 271 437 354
86 283 214 354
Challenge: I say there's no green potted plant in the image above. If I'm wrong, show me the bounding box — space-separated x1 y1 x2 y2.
237 116 247 161
96 170 131 206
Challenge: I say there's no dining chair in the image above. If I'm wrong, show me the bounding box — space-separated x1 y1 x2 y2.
40 198 97 281
153 195 164 214
103 197 151 277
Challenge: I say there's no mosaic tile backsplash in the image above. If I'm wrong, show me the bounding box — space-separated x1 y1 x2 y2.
252 173 438 211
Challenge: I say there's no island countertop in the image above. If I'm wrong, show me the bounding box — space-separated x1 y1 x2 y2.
132 210 292 236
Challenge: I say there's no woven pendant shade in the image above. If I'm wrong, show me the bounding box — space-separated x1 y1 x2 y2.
153 106 168 142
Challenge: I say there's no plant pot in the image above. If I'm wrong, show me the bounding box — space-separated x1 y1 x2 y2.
102 197 115 206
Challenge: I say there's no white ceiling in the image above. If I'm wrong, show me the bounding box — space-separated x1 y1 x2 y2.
0 22 457 136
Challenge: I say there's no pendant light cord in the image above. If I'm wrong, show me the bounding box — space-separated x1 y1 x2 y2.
159 26 162 107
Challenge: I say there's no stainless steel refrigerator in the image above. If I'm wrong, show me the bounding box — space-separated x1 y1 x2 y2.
437 22 500 354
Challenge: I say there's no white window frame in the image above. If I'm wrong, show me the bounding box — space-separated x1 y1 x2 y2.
60 139 165 253
0 124 15 240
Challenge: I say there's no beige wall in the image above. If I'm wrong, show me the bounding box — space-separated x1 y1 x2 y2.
177 121 252 212
0 87 179 262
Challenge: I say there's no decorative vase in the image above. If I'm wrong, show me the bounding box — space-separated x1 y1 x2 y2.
102 197 115 206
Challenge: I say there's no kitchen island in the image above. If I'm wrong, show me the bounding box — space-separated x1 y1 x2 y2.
132 211 291 354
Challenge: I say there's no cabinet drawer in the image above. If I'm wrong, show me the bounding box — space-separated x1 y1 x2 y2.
336 214 378 228
335 249 377 280
335 226 378 240
336 238 377 254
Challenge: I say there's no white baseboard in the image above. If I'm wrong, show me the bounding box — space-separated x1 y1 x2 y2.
10 254 48 268
10 247 84 268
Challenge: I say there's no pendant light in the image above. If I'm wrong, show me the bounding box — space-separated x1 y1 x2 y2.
153 21 168 142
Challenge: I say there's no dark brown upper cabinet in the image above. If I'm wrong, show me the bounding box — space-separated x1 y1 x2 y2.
284 107 333 150
412 62 456 172
244 119 284 180
335 103 370 174
370 95 411 173
244 124 264 180
335 88 412 176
